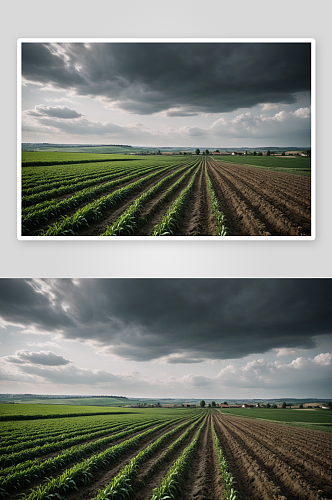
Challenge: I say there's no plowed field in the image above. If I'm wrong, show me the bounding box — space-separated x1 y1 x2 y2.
3 410 332 500
22 156 312 237
207 160 311 236
214 412 332 500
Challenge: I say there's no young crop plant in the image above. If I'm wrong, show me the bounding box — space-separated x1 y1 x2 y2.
205 166 228 236
92 418 197 500
150 417 206 500
101 163 193 236
0 419 172 496
152 164 201 236
39 164 176 236
140 162 200 226
212 419 238 500
136 414 205 490
21 419 182 500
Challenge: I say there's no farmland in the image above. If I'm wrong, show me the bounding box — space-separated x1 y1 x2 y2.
21 153 311 237
1 405 331 500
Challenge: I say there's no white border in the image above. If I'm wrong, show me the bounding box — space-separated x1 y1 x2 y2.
17 38 316 241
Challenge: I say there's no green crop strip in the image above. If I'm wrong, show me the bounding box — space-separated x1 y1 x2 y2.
0 418 175 496
101 162 197 236
40 164 178 236
152 164 201 236
212 419 238 500
92 417 201 500
205 165 228 236
22 164 162 208
22 164 164 234
149 417 206 500
21 418 183 500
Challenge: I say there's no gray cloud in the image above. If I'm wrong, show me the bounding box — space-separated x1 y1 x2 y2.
4 349 71 366
22 42 311 116
28 105 83 119
0 279 331 364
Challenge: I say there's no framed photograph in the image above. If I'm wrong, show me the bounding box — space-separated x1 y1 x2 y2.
18 39 315 240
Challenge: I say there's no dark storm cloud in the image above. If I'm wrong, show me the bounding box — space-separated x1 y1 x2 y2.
22 42 311 115
28 105 83 119
0 279 330 363
4 350 70 366
0 279 75 331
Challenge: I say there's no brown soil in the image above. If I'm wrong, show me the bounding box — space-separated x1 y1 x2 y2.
135 167 196 236
179 164 216 236
24 160 312 237
213 413 332 500
207 160 311 236
177 415 224 500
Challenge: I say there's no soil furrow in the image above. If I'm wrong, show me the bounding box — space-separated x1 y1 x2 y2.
211 161 311 229
208 161 310 236
179 163 216 236
214 414 332 500
178 415 223 500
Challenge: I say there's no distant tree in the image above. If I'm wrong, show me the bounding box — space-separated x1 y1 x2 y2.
223 401 228 405
282 401 287 408
215 150 220 153
253 151 256 156
267 150 271 156
156 402 161 407
266 403 271 408
195 148 200 155
272 404 277 408
211 401 216 407
327 402 332 409
257 403 261 407
204 149 210 155
208 403 211 408
299 403 304 409
258 152 263 156
200 400 206 408
282 151 285 156
305 149 311 157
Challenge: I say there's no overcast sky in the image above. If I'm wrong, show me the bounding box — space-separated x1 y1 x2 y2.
21 41 312 148
0 279 330 399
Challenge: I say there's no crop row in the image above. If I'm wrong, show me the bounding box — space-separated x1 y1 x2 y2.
0 415 129 448
102 162 199 236
0 417 185 496
205 165 228 236
0 419 138 466
212 419 238 500
22 161 196 235
152 164 201 235
22 157 190 189
22 163 166 208
40 164 185 236
22 164 161 234
92 416 204 499
150 417 206 499
20 418 186 500
0 410 128 422
22 163 140 197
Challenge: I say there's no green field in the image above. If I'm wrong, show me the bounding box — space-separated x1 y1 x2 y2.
213 154 311 176
219 407 332 432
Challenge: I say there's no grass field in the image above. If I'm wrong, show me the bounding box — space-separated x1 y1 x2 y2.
219 407 332 432
213 154 311 176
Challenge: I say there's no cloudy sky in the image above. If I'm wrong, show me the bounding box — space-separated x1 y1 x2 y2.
0 279 331 399
21 41 312 148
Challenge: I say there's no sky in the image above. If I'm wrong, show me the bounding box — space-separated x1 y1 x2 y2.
0 278 331 399
21 41 312 148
